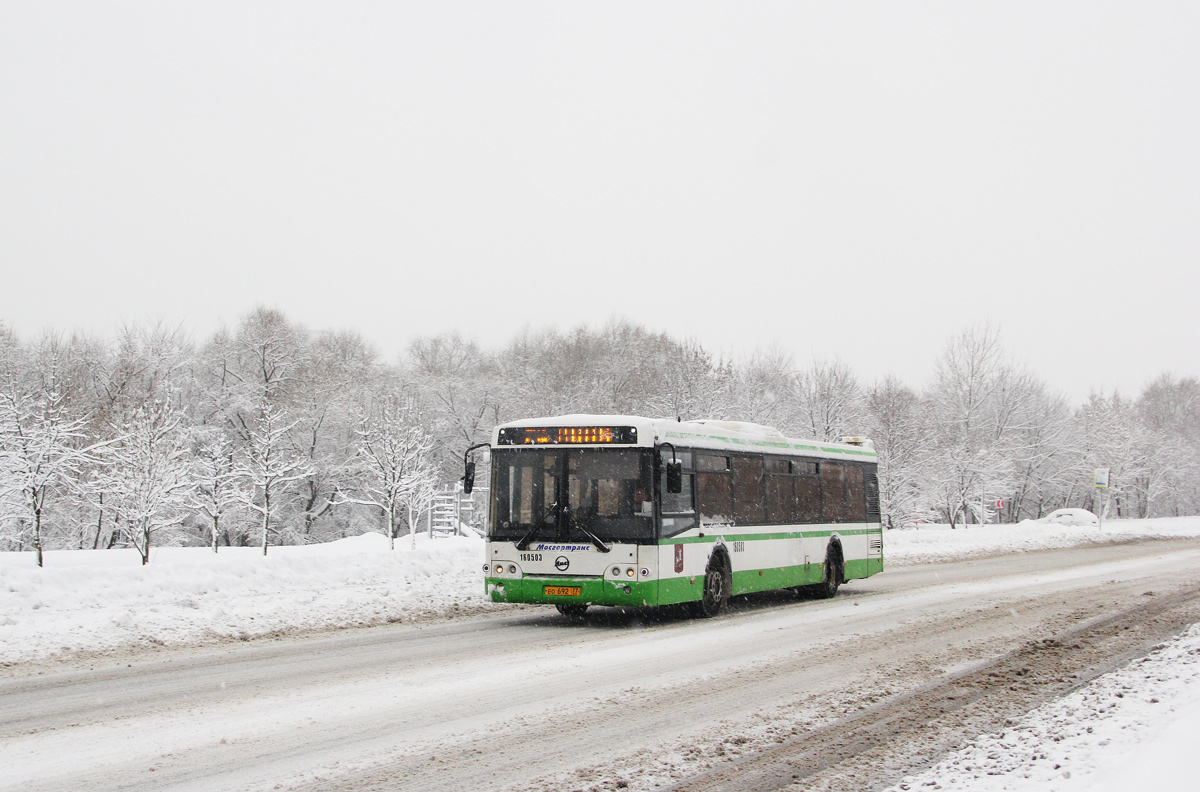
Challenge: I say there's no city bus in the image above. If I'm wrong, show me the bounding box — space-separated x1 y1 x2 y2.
463 415 883 618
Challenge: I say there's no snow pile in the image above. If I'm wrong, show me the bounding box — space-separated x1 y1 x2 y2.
2 518 1198 667
884 623 1200 792
882 516 1200 566
0 533 498 666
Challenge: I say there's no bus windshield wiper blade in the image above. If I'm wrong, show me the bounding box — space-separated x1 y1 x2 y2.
515 524 543 551
574 523 611 553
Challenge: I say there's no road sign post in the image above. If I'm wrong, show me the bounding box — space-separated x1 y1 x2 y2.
1094 468 1110 530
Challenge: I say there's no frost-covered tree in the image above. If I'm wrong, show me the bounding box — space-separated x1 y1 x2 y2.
1076 391 1152 519
236 404 311 555
721 349 796 430
411 332 501 479
101 401 193 564
98 323 194 418
1004 383 1076 520
189 427 244 551
348 402 438 549
792 359 866 442
290 329 378 542
0 387 109 565
646 337 725 422
924 325 1016 527
865 376 930 529
1137 374 1200 517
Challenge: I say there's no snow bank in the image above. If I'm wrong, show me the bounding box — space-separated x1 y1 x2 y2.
881 516 1200 566
2 518 1198 667
0 533 500 666
884 623 1200 792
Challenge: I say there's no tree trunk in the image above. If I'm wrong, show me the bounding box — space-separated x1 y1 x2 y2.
92 492 104 550
34 504 44 567
261 488 271 556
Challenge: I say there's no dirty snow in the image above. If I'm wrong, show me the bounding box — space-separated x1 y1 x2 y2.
2 517 1199 790
883 622 1200 792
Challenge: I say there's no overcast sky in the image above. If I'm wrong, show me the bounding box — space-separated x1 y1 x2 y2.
2 2 1197 403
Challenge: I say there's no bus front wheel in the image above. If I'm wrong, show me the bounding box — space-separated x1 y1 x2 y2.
690 552 731 618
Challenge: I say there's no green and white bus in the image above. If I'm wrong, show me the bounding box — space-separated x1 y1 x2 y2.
464 415 883 618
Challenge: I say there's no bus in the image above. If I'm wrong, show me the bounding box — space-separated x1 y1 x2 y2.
463 415 883 618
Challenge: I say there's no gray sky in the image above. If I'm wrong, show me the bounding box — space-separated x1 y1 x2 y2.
2 1 1197 402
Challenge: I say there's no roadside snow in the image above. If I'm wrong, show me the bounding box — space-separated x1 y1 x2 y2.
0 533 503 666
883 622 1200 792
883 516 1200 566
2 518 1199 788
3 518 1199 666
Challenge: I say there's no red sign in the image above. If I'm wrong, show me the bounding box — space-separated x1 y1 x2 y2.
995 500 1005 508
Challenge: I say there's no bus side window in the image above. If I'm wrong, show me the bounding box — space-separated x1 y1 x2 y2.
865 470 881 521
766 471 794 524
795 475 820 523
792 459 820 524
732 456 765 525
822 463 848 522
661 450 695 538
696 453 732 526
661 472 694 514
845 465 866 522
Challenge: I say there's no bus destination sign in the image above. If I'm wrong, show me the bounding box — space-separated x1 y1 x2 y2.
497 426 638 445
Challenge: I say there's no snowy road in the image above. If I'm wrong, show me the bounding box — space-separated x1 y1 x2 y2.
3 539 1199 792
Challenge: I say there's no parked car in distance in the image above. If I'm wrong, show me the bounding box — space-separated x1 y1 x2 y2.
1041 508 1100 527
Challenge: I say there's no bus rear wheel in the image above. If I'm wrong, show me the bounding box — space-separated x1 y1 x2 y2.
555 603 589 618
807 546 842 599
690 552 731 618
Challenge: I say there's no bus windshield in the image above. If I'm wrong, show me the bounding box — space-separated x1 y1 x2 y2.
490 448 655 544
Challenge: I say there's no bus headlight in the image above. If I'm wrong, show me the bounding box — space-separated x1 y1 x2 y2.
509 565 518 574
483 564 489 573
640 568 650 577
611 567 621 577
626 568 635 577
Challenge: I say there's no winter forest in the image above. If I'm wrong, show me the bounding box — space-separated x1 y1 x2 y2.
2 308 1198 565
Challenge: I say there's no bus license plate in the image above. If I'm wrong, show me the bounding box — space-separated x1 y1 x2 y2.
544 586 581 597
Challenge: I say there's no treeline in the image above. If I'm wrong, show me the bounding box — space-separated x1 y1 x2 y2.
2 311 1197 564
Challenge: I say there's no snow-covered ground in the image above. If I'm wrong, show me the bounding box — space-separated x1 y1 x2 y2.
882 620 1200 792
3 517 1199 790
0 533 506 667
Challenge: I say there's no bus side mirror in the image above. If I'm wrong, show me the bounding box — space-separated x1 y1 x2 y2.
666 460 682 494
463 461 476 495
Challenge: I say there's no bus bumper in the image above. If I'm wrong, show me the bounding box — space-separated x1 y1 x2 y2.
485 575 658 607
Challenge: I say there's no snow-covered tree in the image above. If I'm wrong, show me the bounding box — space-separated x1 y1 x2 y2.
721 349 796 430
865 376 930 529
189 427 244 552
924 325 1016 527
1004 383 1076 520
791 359 866 442
0 387 109 565
236 404 311 555
348 402 438 549
1137 374 1200 517
290 329 378 542
1076 391 1152 519
100 401 193 564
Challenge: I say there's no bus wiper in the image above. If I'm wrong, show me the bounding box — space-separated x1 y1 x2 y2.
515 523 543 551
516 504 558 551
573 522 612 553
